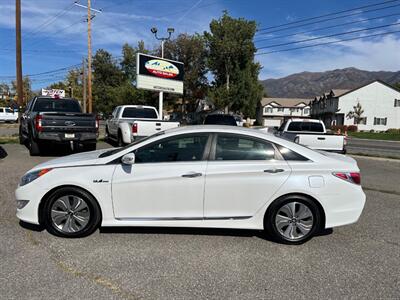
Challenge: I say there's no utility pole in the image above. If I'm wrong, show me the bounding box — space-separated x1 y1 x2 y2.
82 58 87 113
15 0 23 108
87 0 92 113
74 1 101 114
150 27 174 120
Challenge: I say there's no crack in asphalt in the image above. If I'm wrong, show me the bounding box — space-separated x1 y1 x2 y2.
24 231 140 300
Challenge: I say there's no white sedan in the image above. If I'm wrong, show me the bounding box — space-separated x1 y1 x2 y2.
16 125 365 244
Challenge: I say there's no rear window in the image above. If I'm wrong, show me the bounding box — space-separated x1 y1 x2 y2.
204 115 237 126
33 98 81 113
122 107 158 119
287 121 324 132
276 145 309 161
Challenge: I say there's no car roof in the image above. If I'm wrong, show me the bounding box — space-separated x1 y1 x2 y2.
288 118 322 123
102 124 326 163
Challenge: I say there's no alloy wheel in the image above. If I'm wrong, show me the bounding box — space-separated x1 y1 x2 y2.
275 201 314 240
50 195 90 233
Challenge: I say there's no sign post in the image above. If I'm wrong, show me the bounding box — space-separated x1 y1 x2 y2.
136 53 184 119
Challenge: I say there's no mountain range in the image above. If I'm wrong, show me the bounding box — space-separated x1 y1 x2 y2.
260 67 400 98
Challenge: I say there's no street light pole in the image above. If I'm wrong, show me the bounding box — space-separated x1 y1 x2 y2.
151 27 174 120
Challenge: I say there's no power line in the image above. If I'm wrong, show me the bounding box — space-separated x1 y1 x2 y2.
257 21 400 50
24 2 76 40
256 2 400 36
257 0 400 32
256 30 400 55
254 12 400 43
0 63 81 79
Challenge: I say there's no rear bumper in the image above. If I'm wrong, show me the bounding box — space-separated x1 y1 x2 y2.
37 131 97 143
323 188 366 228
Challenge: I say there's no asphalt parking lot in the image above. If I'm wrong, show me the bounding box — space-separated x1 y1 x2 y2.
0 143 399 299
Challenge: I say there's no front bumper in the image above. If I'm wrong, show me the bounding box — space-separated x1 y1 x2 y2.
15 184 45 225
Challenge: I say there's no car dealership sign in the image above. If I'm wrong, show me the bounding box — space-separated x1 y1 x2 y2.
41 89 65 98
136 53 184 94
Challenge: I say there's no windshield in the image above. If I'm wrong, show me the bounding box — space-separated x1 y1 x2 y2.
287 121 324 132
99 132 165 158
33 98 82 113
204 115 237 126
122 107 158 119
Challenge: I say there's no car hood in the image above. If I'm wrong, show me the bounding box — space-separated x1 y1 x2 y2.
30 148 111 171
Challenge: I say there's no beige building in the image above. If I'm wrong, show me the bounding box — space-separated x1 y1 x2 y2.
257 97 311 127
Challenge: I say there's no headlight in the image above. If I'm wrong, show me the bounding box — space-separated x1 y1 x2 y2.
20 168 52 186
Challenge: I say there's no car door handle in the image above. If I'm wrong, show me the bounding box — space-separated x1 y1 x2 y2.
317 137 326 140
264 168 285 174
182 172 202 178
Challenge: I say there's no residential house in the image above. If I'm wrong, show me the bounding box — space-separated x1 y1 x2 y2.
257 97 311 127
310 80 400 131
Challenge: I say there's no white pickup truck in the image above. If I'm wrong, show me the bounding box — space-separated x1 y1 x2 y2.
274 119 347 154
105 105 180 146
0 107 18 123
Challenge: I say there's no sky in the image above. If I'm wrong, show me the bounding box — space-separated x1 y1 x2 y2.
0 0 400 89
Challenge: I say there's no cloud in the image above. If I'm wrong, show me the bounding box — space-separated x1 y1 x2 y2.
257 33 400 79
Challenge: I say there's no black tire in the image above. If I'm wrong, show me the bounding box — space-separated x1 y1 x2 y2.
264 195 322 245
42 187 101 238
117 130 124 147
29 137 41 156
105 126 110 142
19 127 25 145
84 142 97 152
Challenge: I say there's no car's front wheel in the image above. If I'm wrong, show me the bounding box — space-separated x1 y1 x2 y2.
42 187 101 238
265 195 321 244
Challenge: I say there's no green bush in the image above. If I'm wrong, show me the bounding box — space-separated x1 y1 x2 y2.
386 128 400 134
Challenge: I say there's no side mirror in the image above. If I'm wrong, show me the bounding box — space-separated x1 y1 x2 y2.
121 153 135 165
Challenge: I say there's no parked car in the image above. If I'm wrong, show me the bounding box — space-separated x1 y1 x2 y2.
272 119 347 153
105 105 180 146
19 96 99 156
204 114 237 126
16 125 365 244
0 107 18 123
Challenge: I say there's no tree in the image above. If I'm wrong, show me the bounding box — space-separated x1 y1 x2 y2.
47 68 83 100
163 33 208 112
12 76 34 103
120 41 149 82
204 11 263 117
346 102 364 124
92 49 125 113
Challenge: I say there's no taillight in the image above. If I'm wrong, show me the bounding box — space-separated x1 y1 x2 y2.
332 172 361 185
95 115 99 132
132 123 138 134
35 115 43 132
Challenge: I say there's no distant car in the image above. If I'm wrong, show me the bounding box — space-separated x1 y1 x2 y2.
16 125 365 244
272 119 347 154
105 105 180 146
19 96 99 156
204 114 237 126
0 107 18 123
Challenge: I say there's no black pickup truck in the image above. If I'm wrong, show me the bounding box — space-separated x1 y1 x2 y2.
19 96 98 156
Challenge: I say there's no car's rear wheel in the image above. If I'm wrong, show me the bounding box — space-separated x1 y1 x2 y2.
265 195 321 244
117 130 124 147
42 187 101 238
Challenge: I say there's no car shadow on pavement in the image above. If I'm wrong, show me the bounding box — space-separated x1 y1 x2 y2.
19 220 44 232
100 227 333 243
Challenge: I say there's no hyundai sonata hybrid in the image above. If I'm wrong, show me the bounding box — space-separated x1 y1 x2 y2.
16 125 365 244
